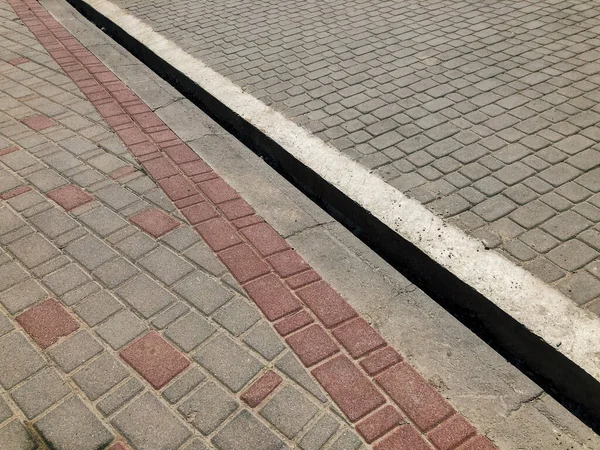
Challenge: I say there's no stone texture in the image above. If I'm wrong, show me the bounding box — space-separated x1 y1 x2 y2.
212 410 285 450
179 381 239 435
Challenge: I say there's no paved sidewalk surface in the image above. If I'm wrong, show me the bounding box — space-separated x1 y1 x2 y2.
0 0 503 448
107 0 600 313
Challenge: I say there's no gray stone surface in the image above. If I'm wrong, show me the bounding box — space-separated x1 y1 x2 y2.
0 420 36 450
299 413 340 450
212 410 285 450
0 332 45 389
173 273 233 315
116 273 175 318
0 279 47 314
10 368 70 419
48 331 103 373
72 353 129 400
178 381 238 435
162 367 206 404
36 396 113 450
96 310 147 349
164 312 215 352
260 385 319 439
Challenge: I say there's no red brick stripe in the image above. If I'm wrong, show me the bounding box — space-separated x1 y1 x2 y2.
241 370 283 407
6 1 497 447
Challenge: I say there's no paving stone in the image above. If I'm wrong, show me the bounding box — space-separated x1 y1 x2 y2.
547 240 597 271
93 257 140 288
260 384 319 438
8 232 59 269
29 207 78 238
541 211 592 241
96 378 143 416
0 397 12 424
173 273 233 315
194 334 262 392
0 314 13 338
10 367 70 419
179 381 239 435
524 257 567 284
152 302 190 329
72 353 129 400
0 279 47 314
0 420 36 450
16 298 79 349
113 392 191 450
96 310 147 349
472 196 517 222
130 208 180 238
557 271 600 305
80 206 128 236
165 312 215 352
35 396 113 450
509 201 555 230
61 281 101 306
275 352 327 403
48 330 103 372
243 322 286 361
138 246 194 285
95 184 140 210
65 234 117 270
42 263 90 296
0 207 26 236
163 367 206 404
212 410 285 450
299 413 341 450
115 231 158 260
212 297 261 336
116 273 176 318
328 429 363 450
73 290 123 326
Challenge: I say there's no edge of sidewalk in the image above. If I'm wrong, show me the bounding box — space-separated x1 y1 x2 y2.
59 0 600 430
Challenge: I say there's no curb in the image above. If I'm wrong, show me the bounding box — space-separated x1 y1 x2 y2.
62 0 600 431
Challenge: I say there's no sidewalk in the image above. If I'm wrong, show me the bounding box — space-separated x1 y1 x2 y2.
0 0 599 449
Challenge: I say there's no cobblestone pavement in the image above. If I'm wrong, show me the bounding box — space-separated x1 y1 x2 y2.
0 0 502 448
106 0 600 313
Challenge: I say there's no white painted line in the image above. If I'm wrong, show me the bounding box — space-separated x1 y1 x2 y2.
84 0 600 379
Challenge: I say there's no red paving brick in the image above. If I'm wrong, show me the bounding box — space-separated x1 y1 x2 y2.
179 159 211 176
107 442 130 450
120 331 189 389
162 143 198 163
360 346 403 376
332 317 386 359
241 222 289 257
374 424 432 450
129 208 180 238
356 405 404 444
0 185 31 200
158 174 198 201
296 281 357 328
198 178 239 204
196 218 243 252
266 249 310 278
274 310 314 336
286 324 339 367
244 274 303 321
21 114 55 130
141 156 179 180
241 370 282 407
376 363 454 432
457 435 498 450
110 166 136 179
286 270 321 289
0 146 19 156
218 198 255 220
16 298 79 349
47 184 93 211
8 57 28 65
427 414 477 450
312 355 386 422
182 202 219 225
218 243 270 283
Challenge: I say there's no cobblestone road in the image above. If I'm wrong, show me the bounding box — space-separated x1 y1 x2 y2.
109 0 600 313
0 0 501 448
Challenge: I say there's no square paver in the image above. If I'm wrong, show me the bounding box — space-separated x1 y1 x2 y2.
130 208 180 238
173 273 233 315
212 410 285 450
47 185 93 211
0 420 37 450
48 331 103 373
29 208 78 238
116 273 175 318
0 279 47 314
164 312 215 352
35 396 113 450
193 334 262 392
120 331 189 389
42 263 90 296
21 115 55 131
113 392 191 450
10 368 70 419
212 297 261 336
96 310 147 350
0 332 46 389
179 381 239 435
93 258 139 289
79 207 128 236
115 232 158 260
65 234 117 270
16 298 79 349
73 290 123 326
8 233 59 269
72 353 129 400
138 247 194 285
260 385 319 438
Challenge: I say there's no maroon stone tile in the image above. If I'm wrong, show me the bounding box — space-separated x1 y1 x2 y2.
8 57 29 65
162 143 198 163
16 298 79 349
232 215 264 230
158 175 198 201
356 405 404 443
376 363 454 432
360 346 403 376
241 222 289 257
311 355 385 422
110 166 136 180
274 310 314 336
107 442 130 450
286 270 321 289
142 156 179 180
244 274 303 321
296 281 357 328
241 370 282 407
0 147 19 157
374 424 432 450
332 317 386 358
130 208 180 238
0 186 31 200
457 435 498 450
427 414 477 450
174 194 205 209
196 218 243 251
133 112 164 129
266 249 310 278
120 331 189 389
179 160 211 176
218 243 270 283
47 185 93 211
21 114 55 131
117 126 148 146
218 198 255 220
198 178 239 204
286 324 339 367
182 202 219 225
151 129 179 143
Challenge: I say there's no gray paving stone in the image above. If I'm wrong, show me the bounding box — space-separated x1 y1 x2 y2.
65 234 117 270
0 397 11 424
29 207 78 238
95 184 140 210
0 314 13 338
116 273 176 318
212 297 261 337
48 331 103 373
163 367 206 404
328 429 363 450
26 168 68 192
0 171 21 195
0 279 47 314
165 312 215 352
61 281 101 306
115 231 158 260
0 420 36 450
260 385 319 438
472 196 518 222
243 322 286 361
212 410 285 450
93 257 139 289
0 332 45 389
179 381 239 435
161 226 200 252
509 201 556 230
42 263 90 296
194 334 262 392
10 367 70 419
73 290 123 326
35 396 113 450
275 352 327 403
72 352 129 400
113 392 191 450
79 206 128 236
557 271 600 305
541 211 592 241
139 247 194 285
96 378 143 416
152 302 190 329
96 310 147 349
547 240 597 272
8 233 59 269
299 413 341 450
173 273 233 315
